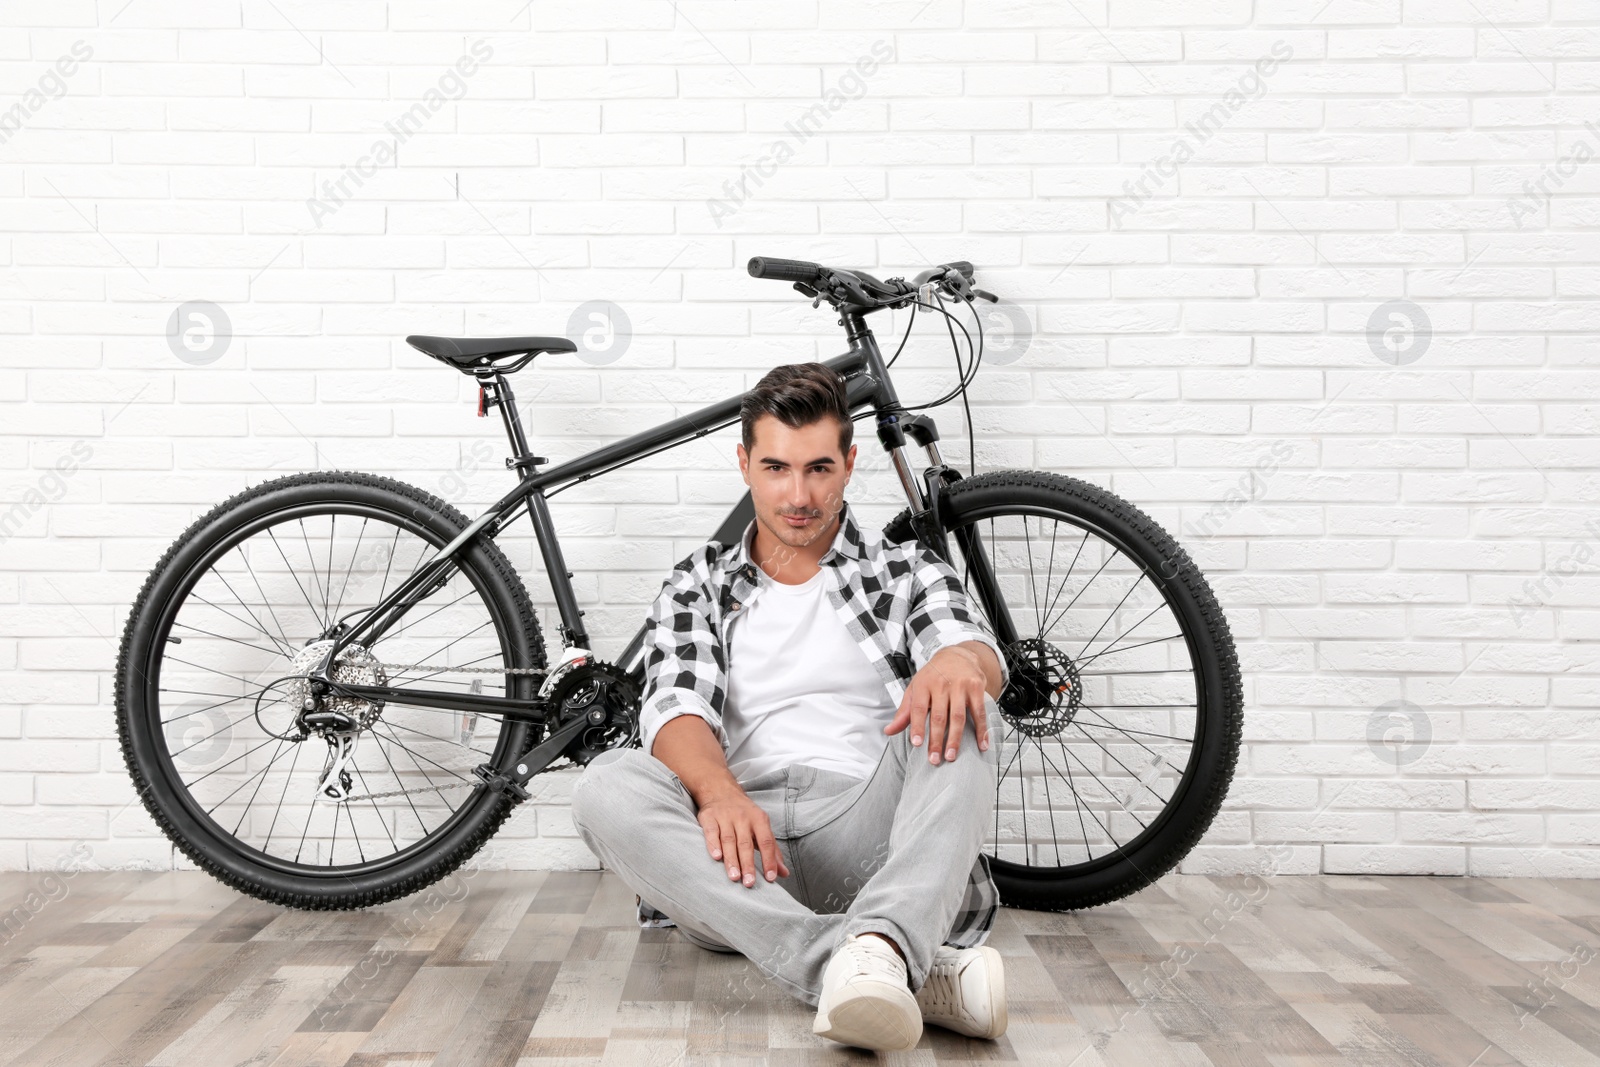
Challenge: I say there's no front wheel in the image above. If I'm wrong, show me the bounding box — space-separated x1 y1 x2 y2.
886 469 1243 911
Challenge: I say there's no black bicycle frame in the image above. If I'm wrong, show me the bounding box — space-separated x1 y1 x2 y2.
314 309 1011 744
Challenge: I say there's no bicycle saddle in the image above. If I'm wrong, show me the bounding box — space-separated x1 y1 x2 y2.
406 334 577 371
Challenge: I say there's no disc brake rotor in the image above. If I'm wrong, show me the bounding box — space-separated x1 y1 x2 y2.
999 638 1082 737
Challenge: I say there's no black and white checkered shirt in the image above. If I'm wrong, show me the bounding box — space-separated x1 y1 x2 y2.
633 498 1010 948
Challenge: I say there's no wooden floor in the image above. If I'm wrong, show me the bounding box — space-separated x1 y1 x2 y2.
2 871 1599 1065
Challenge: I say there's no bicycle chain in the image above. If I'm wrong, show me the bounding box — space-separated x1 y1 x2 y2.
376 661 549 675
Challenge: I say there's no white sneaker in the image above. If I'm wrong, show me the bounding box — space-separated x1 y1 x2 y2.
812 934 923 1051
915 944 1008 1039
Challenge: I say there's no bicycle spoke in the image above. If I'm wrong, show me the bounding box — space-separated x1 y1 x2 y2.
209 738 290 819
1034 734 1062 867
188 734 282 787
1070 722 1174 810
1074 717 1193 745
1023 516 1040 634
300 518 331 631
1080 702 1196 710
263 738 304 853
381 619 496 684
294 782 315 863
1076 597 1165 663
327 786 339 866
375 526 401 609
1041 544 1118 639
229 738 292 836
374 723 473 783
352 765 399 851
384 719 494 758
376 586 478 647
1035 528 1090 638
191 581 294 657
324 514 336 626
170 709 258 758
1073 633 1184 667
1056 735 1094 866
1038 518 1059 637
342 797 364 865
267 527 326 635
163 655 280 691
172 618 284 658
1046 737 1141 841
296 519 330 632
387 651 508 689
330 517 367 623
1072 569 1150 659
373 727 432 838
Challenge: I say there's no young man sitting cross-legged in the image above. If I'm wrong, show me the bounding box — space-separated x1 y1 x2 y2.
571 363 1011 1052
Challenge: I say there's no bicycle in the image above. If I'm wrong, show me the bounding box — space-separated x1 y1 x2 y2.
115 256 1243 912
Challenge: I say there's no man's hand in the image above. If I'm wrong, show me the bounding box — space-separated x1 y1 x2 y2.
695 787 791 888
652 714 789 888
884 643 1000 765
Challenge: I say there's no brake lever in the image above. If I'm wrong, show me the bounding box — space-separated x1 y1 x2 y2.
973 288 998 303
832 271 876 307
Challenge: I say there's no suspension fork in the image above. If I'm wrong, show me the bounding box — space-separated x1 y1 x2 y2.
895 412 1021 651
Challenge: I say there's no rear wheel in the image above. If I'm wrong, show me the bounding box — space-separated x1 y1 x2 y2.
115 471 546 909
886 469 1243 911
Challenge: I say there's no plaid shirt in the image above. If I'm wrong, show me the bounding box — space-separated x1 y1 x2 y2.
633 499 1010 948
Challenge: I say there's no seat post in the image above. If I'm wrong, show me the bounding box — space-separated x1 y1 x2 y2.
479 369 540 474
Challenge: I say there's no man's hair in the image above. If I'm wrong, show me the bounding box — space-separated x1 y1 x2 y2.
739 363 853 457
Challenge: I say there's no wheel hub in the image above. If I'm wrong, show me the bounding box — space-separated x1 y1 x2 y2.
286 639 388 732
999 638 1082 737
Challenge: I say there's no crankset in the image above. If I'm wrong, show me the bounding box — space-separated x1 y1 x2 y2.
543 659 642 767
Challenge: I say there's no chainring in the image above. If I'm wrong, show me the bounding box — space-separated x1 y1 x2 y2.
544 659 642 766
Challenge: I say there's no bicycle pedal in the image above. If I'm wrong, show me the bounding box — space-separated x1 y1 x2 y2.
473 763 531 802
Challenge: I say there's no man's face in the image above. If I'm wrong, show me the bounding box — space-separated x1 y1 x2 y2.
737 414 857 562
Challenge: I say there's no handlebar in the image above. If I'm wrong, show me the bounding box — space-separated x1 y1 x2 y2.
747 257 828 284
912 261 973 285
747 256 986 311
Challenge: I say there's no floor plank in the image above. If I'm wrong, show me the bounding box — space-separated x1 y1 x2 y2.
1 872 1598 1064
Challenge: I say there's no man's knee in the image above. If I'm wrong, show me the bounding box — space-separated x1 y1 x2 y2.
571 748 682 837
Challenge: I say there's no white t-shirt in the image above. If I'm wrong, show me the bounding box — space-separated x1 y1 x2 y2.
722 562 894 783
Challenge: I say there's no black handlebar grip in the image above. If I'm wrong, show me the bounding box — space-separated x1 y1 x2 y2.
945 260 974 280
748 256 826 283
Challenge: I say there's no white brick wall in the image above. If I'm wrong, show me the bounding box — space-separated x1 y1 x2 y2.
2 0 1598 878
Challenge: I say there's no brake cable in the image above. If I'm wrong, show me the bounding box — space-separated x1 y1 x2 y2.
867 277 986 477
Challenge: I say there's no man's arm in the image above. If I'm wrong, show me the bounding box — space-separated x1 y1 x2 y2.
885 546 1012 765
636 549 730 759
902 548 1011 696
635 555 788 888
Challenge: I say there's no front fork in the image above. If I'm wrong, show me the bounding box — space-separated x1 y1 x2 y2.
879 409 958 562
880 411 1019 650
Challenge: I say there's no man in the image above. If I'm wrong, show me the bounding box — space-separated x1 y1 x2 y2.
571 363 1011 1052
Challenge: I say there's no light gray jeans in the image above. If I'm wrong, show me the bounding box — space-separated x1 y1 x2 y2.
570 694 1001 1007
